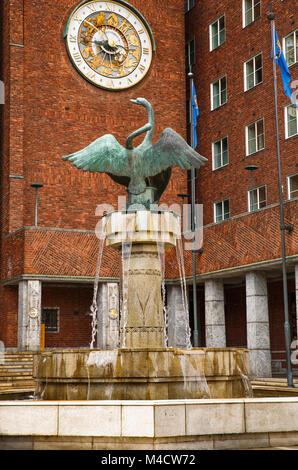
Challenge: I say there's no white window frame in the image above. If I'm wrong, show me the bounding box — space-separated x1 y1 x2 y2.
247 185 267 212
285 104 298 139
287 173 298 200
185 0 195 13
245 117 265 156
244 52 263 91
42 307 60 333
209 14 226 51
214 199 230 223
210 75 227 110
212 136 229 170
242 0 261 28
283 29 298 67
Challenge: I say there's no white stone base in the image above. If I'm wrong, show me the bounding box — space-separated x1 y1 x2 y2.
2 398 298 449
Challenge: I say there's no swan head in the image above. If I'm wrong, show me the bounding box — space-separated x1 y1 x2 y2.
130 97 151 108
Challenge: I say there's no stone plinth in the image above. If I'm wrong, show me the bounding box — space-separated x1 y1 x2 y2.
103 211 180 348
33 348 250 401
104 210 181 249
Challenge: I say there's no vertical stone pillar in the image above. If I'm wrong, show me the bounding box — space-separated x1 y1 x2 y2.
205 279 226 347
121 244 165 348
246 271 272 377
97 282 120 350
18 280 42 351
167 284 190 349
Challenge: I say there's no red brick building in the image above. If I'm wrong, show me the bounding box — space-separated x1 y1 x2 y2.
0 0 297 377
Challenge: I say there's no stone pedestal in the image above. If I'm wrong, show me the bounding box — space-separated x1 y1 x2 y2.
246 271 272 377
97 283 120 350
205 279 226 347
104 210 180 349
121 243 164 348
18 280 42 351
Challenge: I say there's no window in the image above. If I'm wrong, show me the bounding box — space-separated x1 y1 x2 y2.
211 76 227 110
248 185 266 212
287 173 298 199
214 199 230 223
42 307 59 333
184 0 195 13
243 0 261 27
244 53 263 91
285 105 298 138
210 15 225 51
186 38 195 69
246 118 264 155
212 136 228 169
284 30 298 67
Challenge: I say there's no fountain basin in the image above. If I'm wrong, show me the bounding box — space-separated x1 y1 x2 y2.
33 347 250 400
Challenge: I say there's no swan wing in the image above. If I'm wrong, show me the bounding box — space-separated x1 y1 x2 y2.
138 128 207 177
62 134 130 177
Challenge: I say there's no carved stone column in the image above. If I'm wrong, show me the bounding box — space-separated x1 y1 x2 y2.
97 282 120 350
167 284 190 349
18 280 42 351
104 210 180 349
121 243 164 348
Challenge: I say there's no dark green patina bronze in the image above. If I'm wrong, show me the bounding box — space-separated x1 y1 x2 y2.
62 98 207 207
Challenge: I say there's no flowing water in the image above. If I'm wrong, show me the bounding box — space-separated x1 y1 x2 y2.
120 241 132 348
89 218 107 349
178 353 211 398
176 238 192 350
157 242 168 347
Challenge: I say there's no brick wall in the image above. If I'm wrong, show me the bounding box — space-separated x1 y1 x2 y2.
0 0 188 281
186 0 297 225
42 285 94 349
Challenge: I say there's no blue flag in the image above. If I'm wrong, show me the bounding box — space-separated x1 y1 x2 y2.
192 81 199 149
272 27 297 108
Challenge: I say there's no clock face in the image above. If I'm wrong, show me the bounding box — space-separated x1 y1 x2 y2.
65 0 154 91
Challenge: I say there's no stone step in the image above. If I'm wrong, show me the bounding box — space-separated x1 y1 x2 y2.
0 373 33 379
0 378 34 385
0 352 35 396
0 364 33 370
3 355 34 361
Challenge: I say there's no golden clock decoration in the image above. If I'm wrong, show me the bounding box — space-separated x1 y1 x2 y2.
64 0 155 90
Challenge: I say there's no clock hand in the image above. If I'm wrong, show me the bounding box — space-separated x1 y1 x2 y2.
84 20 109 41
115 44 128 52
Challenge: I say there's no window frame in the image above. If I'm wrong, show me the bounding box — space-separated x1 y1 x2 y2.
245 117 265 156
247 184 267 212
285 104 298 139
214 198 230 223
209 14 226 51
212 136 229 170
41 307 60 333
283 29 298 67
287 173 298 200
210 75 227 110
184 0 195 13
242 0 261 28
186 37 196 70
244 52 263 91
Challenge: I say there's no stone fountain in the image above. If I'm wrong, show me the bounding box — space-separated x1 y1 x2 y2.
33 98 251 401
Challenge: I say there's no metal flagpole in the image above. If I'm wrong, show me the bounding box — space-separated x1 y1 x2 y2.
188 68 200 347
267 5 294 387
